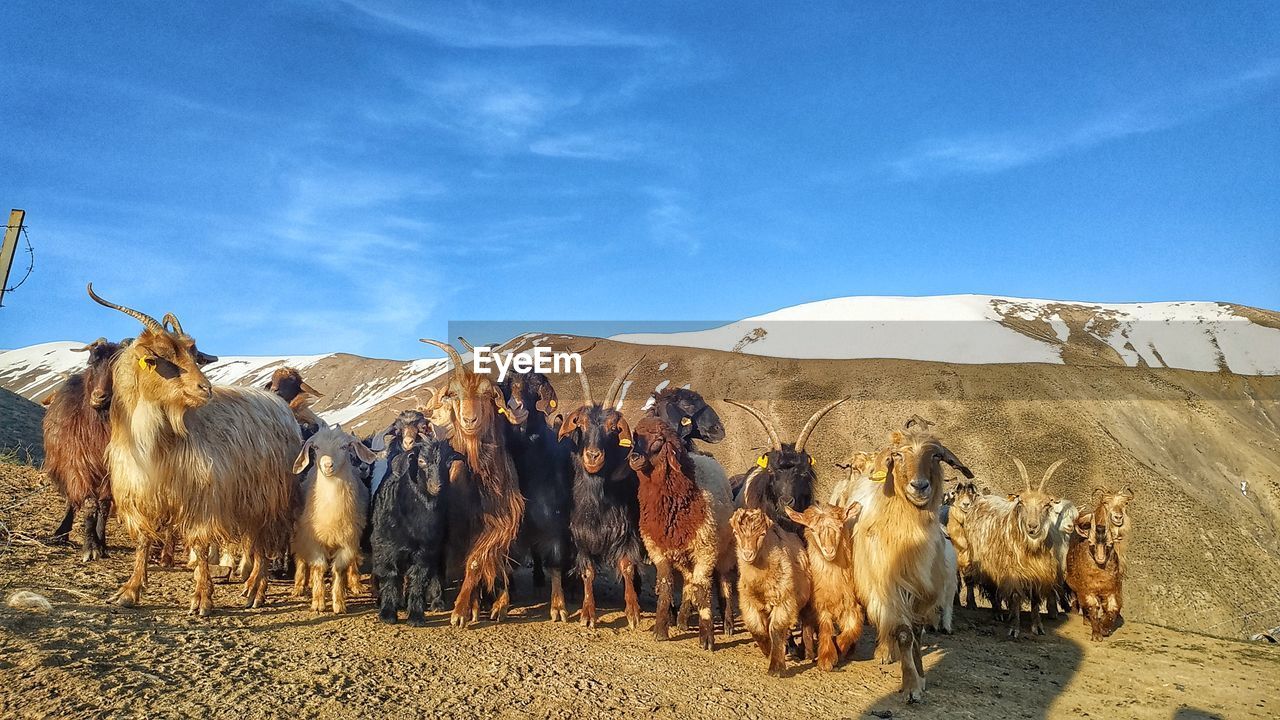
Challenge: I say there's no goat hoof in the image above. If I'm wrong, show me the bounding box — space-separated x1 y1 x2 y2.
378 611 399 625
1033 626 1045 636
407 615 426 628
1008 628 1020 639
450 612 468 628
110 588 139 607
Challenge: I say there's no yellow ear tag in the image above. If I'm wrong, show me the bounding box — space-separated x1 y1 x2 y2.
618 438 632 448
756 455 768 470
680 416 692 426
871 469 888 482
138 357 154 372
497 407 506 415
549 400 557 409
809 456 815 466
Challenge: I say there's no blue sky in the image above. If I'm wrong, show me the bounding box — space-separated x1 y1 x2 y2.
2 1 1277 359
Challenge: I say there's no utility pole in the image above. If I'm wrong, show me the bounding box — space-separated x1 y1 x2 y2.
0 209 26 308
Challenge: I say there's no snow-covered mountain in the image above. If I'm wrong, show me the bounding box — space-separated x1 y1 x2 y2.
613 295 1280 374
4 295 1278 434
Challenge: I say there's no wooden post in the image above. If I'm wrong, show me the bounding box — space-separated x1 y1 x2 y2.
0 209 25 308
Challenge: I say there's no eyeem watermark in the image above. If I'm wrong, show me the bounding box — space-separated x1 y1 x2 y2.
472 346 582 382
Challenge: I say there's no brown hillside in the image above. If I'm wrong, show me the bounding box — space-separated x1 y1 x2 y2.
0 387 43 464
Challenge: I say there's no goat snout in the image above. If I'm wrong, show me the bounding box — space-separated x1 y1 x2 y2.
318 455 336 475
90 390 109 408
582 448 605 473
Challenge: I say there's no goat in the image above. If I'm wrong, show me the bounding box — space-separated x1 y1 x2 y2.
785 502 864 671
264 366 324 439
944 480 981 608
645 387 725 454
499 366 575 623
964 458 1067 638
290 425 375 613
1065 510 1124 641
420 338 524 627
557 359 645 629
87 285 299 614
723 397 850 535
1045 497 1080 618
730 508 811 676
849 423 974 703
41 338 123 561
1091 486 1134 564
371 436 457 625
628 416 736 649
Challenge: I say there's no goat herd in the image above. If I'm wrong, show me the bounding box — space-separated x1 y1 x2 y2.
37 285 1134 703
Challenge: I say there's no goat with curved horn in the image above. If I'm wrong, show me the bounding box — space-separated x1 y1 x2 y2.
420 339 466 380
722 399 782 450
162 313 184 336
1013 457 1033 492
604 356 644 410
457 336 475 352
796 396 851 451
86 283 163 333
1038 459 1066 491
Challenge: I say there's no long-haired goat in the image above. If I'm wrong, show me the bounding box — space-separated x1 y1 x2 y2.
723 398 850 535
849 424 973 703
945 480 981 608
730 508 811 676
371 436 457 625
87 285 298 614
785 501 864 671
1065 509 1124 641
499 365 575 623
42 338 124 561
290 425 375 613
645 387 725 454
1091 486 1134 563
420 338 524 627
557 359 645 629
628 416 736 649
964 458 1067 638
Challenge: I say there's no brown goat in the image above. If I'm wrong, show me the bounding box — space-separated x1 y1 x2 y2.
265 366 324 435
42 338 123 561
87 285 300 615
786 502 864 671
420 338 525 627
1065 510 1124 641
730 508 811 676
850 424 973 703
1091 486 1134 564
628 416 735 650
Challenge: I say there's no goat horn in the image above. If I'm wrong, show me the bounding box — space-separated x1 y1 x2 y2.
604 356 644 410
70 337 107 353
796 396 851 452
1039 458 1066 491
457 336 475 352
87 283 163 333
162 312 184 336
420 339 466 380
1012 457 1032 491
571 341 599 355
723 399 782 451
576 369 594 407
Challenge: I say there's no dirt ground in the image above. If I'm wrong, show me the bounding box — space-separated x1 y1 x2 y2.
1 464 1275 720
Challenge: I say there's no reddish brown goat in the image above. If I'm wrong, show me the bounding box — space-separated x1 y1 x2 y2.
1065 509 1124 641
42 338 124 561
264 367 324 437
420 338 525 627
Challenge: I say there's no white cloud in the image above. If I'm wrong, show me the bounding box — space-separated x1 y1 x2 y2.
528 132 643 160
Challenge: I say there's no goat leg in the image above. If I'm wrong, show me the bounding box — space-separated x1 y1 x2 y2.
652 559 674 641
310 562 327 613
1030 590 1045 635
110 535 149 607
691 573 714 651
766 613 791 676
332 558 349 614
189 553 214 617
836 610 863 661
620 557 641 631
450 569 479 628
80 498 99 562
292 558 308 599
718 572 735 638
51 502 75 545
376 560 402 625
346 561 366 597
817 615 837 671
896 624 924 703
244 549 269 609
489 571 511 622
425 557 445 612
579 561 597 628
1007 592 1022 639
93 497 111 559
549 567 567 623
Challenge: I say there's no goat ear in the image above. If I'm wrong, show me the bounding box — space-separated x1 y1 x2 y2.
783 505 808 527
351 440 377 465
1092 487 1107 503
938 445 974 479
1121 486 1135 499
1075 514 1093 538
262 380 273 390
557 410 581 442
291 440 313 475
300 381 322 397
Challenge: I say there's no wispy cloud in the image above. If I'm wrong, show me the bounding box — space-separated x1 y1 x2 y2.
890 60 1280 180
528 132 643 160
646 187 701 255
335 0 666 49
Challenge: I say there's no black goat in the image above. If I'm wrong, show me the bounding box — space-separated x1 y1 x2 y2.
558 358 645 629
645 386 725 454
42 338 124 560
501 369 575 622
723 398 849 536
370 437 456 625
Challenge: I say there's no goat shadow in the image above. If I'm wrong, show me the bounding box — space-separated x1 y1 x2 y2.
1172 709 1226 720
854 605 1085 718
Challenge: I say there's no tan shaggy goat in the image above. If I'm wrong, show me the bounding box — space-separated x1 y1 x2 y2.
730 507 811 676
1091 486 1134 567
628 416 736 650
849 424 973 703
785 501 864 671
964 458 1067 638
290 425 376 613
420 338 525 627
945 480 981 608
87 285 300 615
1065 509 1124 641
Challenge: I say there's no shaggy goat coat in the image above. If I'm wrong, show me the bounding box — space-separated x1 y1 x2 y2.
731 508 811 676
788 502 865 671
1065 512 1124 641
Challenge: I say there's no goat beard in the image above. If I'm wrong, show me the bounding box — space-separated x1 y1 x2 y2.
638 444 705 552
452 422 524 592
